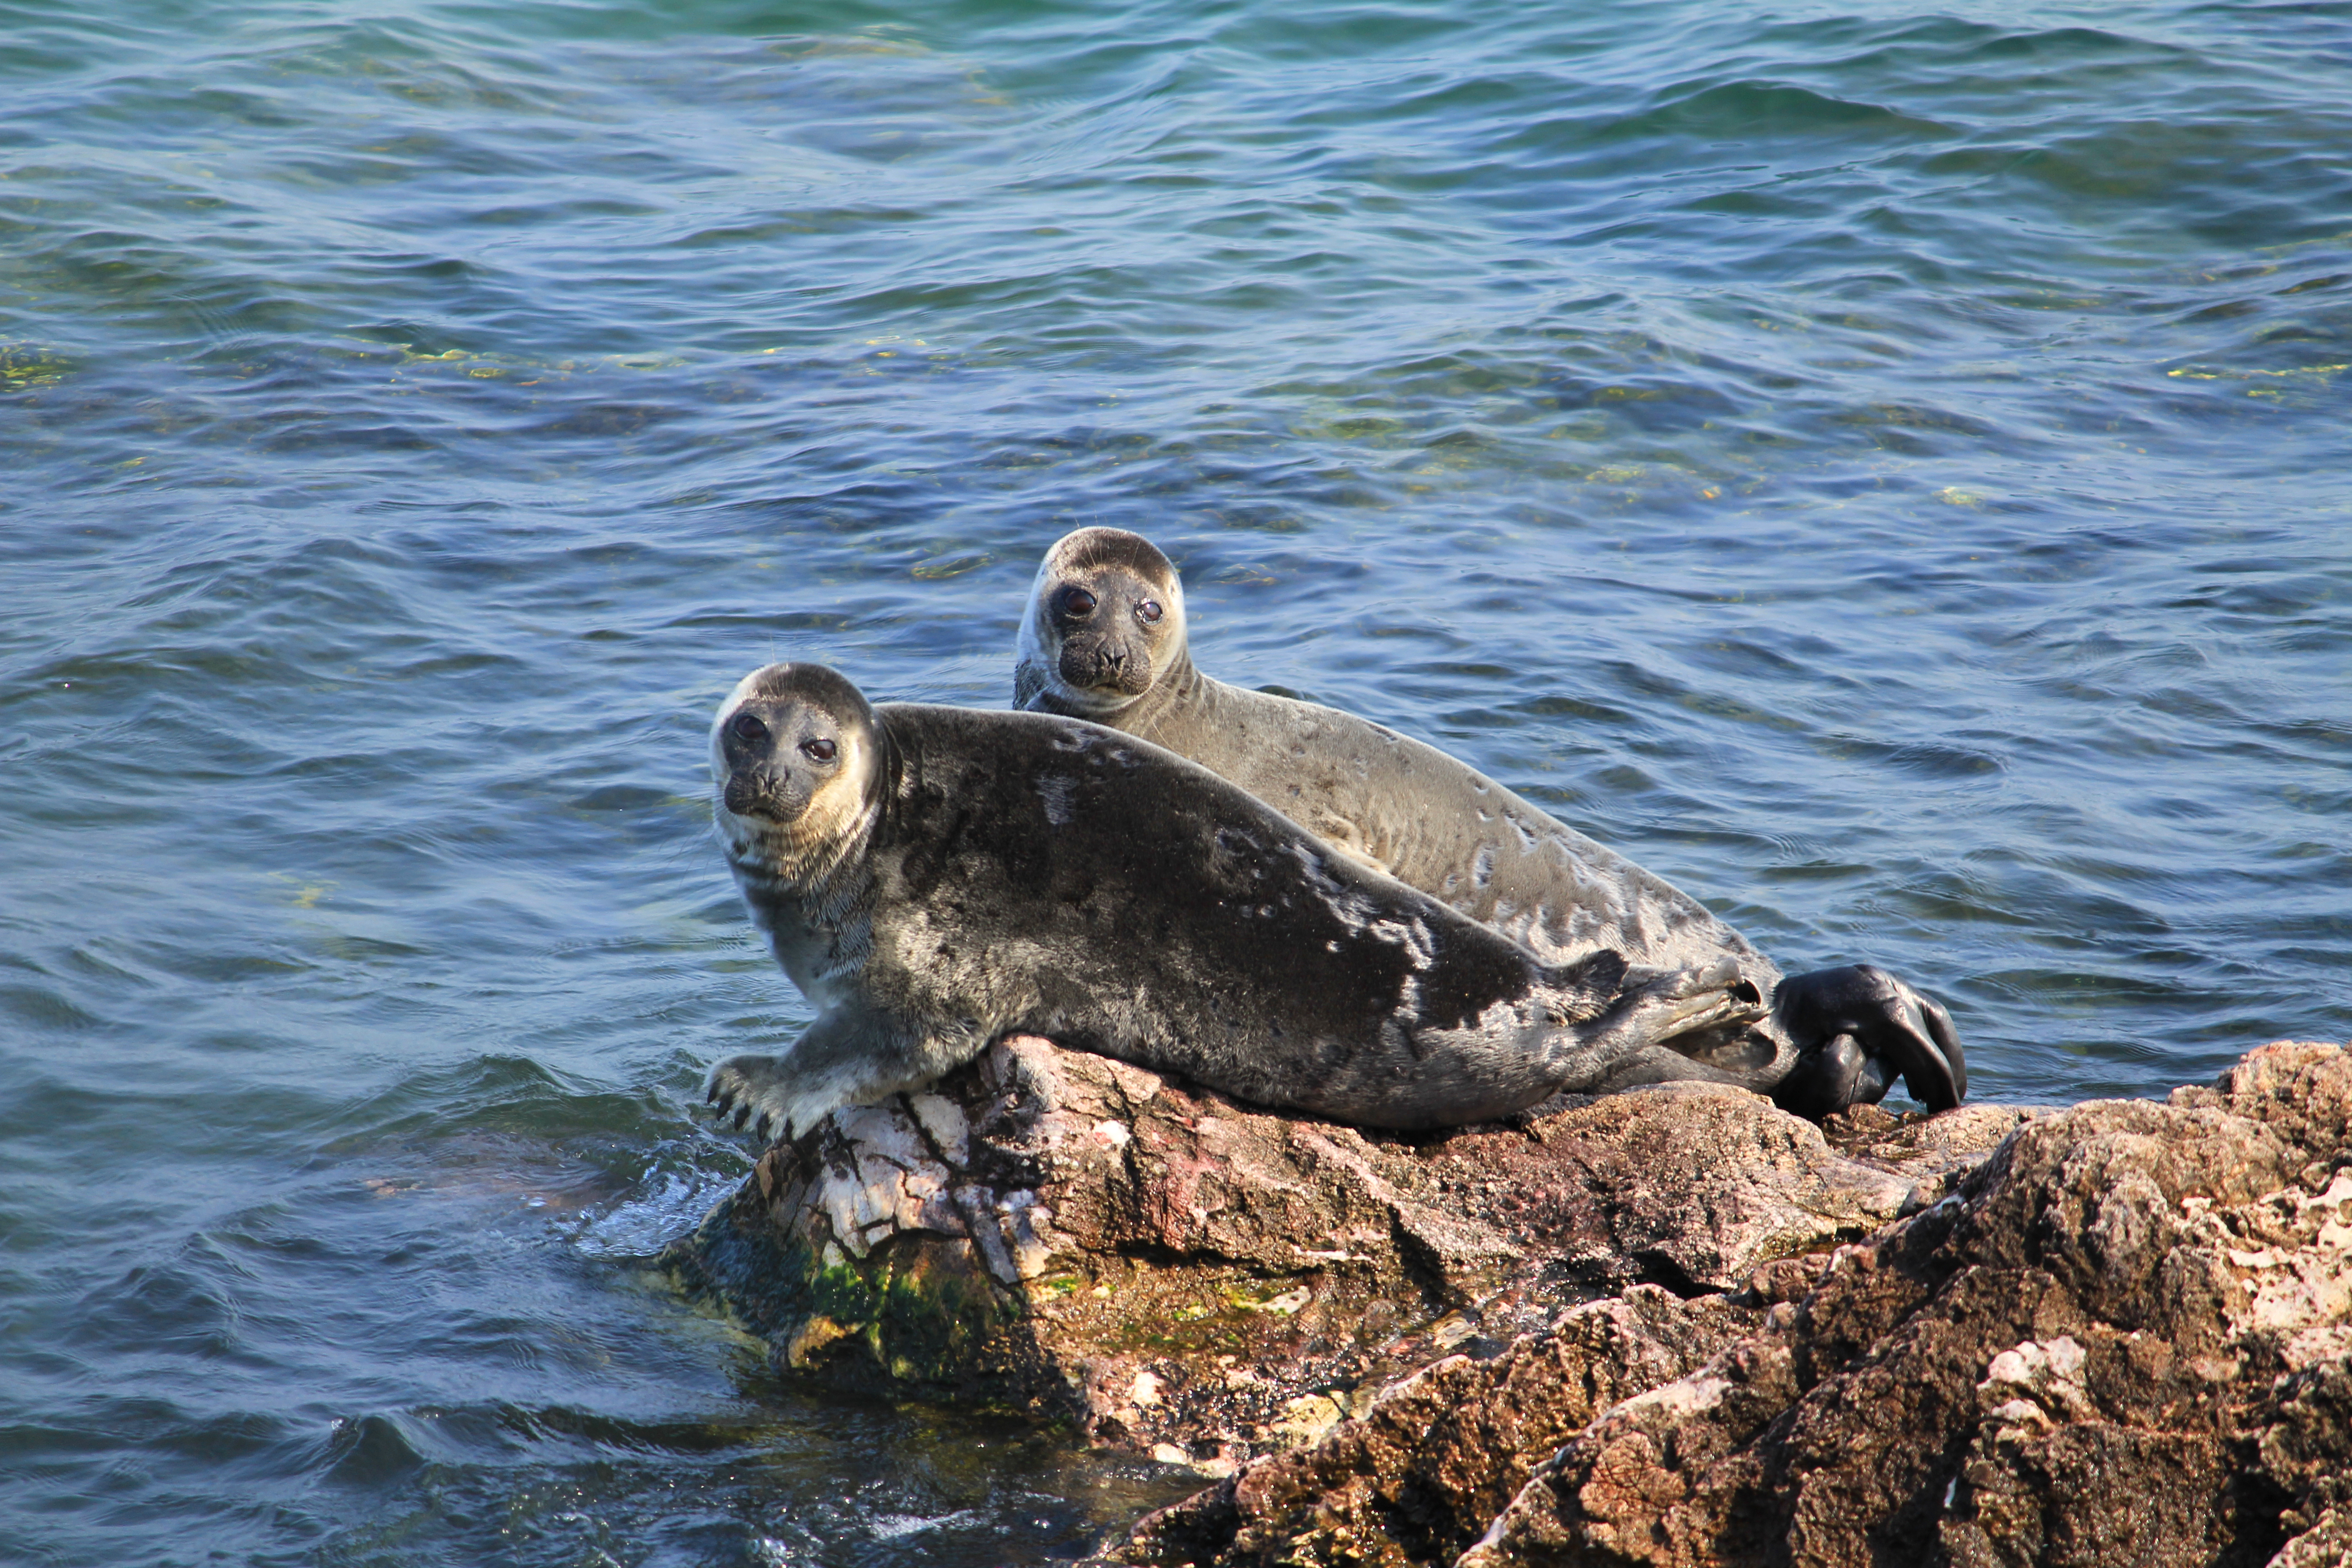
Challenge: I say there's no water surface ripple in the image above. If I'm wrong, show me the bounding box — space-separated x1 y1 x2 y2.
3 0 2347 1562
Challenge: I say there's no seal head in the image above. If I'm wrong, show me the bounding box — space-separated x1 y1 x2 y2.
711 662 883 886
1014 527 1188 718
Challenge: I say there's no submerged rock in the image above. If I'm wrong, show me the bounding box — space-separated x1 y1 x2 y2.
661 1039 2350 1566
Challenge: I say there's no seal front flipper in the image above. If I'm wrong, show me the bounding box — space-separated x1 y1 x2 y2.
1769 964 1965 1117
705 1051 794 1142
703 1013 972 1146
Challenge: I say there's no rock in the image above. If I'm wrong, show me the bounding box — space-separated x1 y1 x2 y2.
1112 1285 1760 1568
663 1039 2352 1567
1427 1042 2352 1568
662 1035 2028 1458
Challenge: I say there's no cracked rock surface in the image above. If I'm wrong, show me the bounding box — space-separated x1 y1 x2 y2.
1096 1041 2352 1568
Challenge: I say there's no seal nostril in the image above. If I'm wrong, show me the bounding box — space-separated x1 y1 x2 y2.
729 711 770 748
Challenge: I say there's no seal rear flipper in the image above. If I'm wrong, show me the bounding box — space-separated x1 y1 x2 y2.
1770 1032 1895 1119
1587 1012 1801 1096
1583 1043 1772 1095
1769 964 1965 1115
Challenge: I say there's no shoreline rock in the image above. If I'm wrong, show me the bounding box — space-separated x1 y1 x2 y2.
660 1035 2032 1461
658 1039 2350 1566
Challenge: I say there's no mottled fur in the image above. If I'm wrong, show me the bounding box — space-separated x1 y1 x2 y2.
1012 528 1965 1113
704 663 1760 1140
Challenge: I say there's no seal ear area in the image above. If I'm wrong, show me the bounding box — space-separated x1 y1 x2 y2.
1044 525 1178 589
725 660 877 729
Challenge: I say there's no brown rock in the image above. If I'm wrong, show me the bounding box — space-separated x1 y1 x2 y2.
664 1035 2351 1567
661 1036 2024 1464
1444 1041 2352 1568
1113 1287 1759 1568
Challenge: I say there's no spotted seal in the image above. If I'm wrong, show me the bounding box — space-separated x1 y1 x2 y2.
701 662 1762 1141
1012 527 1964 1116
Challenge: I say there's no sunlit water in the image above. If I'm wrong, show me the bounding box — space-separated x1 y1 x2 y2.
3 0 2347 1561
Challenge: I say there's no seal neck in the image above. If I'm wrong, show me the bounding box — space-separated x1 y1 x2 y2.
1119 647 1209 748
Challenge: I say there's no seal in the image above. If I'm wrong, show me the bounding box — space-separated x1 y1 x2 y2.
701 662 1764 1141
1012 527 1964 1116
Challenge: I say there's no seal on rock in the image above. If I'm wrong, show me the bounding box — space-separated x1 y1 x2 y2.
702 662 1763 1141
1012 527 1964 1116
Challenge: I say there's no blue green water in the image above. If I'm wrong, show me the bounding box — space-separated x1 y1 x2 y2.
2 0 2347 1562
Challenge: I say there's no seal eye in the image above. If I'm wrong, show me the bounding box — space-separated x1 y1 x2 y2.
801 737 837 763
729 712 770 747
1137 600 1163 624
1058 586 1098 619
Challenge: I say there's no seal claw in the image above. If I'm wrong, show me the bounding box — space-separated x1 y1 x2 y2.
704 1051 822 1147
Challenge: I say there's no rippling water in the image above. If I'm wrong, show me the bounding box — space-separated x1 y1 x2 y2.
4 0 2348 1561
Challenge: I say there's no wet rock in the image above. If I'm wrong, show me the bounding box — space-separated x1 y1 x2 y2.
666 1037 2351 1566
662 1035 2026 1463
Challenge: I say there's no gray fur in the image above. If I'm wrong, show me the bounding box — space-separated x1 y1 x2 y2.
704 662 1763 1141
1011 528 1965 1112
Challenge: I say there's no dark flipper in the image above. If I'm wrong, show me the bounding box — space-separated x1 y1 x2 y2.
1769 964 1965 1117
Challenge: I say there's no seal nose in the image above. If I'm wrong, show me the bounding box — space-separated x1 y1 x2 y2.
719 709 785 817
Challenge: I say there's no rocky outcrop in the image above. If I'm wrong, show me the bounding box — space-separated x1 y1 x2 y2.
662 1035 2029 1467
661 1039 2351 1567
1102 1041 2352 1568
